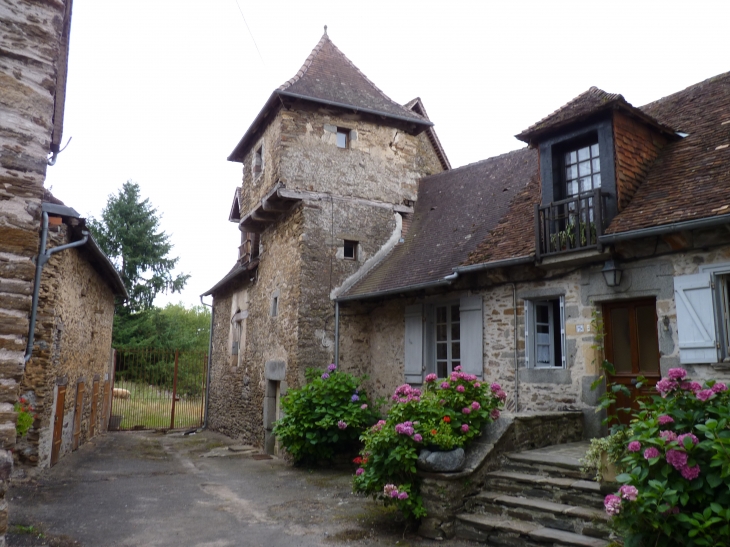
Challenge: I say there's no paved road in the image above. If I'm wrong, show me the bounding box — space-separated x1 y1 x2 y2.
9 430 479 547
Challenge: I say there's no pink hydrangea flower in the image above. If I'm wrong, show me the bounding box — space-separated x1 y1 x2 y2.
440 382 450 390
471 401 481 410
696 389 714 402
667 368 687 380
356 468 364 476
681 381 702 393
456 385 465 393
327 363 337 372
490 408 501 420
461 424 470 433
397 491 409 500
490 383 502 393
462 407 471 414
473 382 481 388
666 449 688 470
383 484 397 496
389 490 399 498
656 378 678 397
454 365 462 372
619 485 639 501
677 433 699 446
321 373 330 380
681 465 701 480
372 420 386 431
628 441 641 453
712 382 728 393
425 373 438 383
361 403 368 410
604 494 622 516
644 447 660 460
496 390 507 402
413 434 423 442
337 420 347 430
660 430 678 442
395 421 415 436
658 415 674 425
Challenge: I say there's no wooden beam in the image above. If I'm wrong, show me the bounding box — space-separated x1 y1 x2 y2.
251 209 278 223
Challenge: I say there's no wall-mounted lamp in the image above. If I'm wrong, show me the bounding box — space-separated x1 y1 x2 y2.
602 259 623 287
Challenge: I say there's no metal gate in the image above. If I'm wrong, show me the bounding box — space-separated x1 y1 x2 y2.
110 349 207 431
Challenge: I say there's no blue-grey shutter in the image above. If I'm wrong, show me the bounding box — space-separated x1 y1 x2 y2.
404 305 424 383
674 273 718 364
559 296 566 368
460 295 483 378
524 300 531 368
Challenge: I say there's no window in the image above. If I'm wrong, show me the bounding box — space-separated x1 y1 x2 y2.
435 303 460 377
404 296 483 384
253 144 263 175
525 297 565 368
270 289 280 318
564 143 601 198
674 264 730 364
336 127 349 149
343 239 357 260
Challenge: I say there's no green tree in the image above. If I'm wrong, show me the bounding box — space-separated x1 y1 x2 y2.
88 181 189 312
113 304 210 351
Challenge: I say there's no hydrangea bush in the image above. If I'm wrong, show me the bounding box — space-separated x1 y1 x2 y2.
604 368 730 546
353 367 505 519
273 364 379 463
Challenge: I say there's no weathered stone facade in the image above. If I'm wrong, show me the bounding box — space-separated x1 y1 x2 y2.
207 43 445 448
17 221 116 471
0 1 73 542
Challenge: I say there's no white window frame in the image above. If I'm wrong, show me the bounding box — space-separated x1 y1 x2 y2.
525 296 566 369
434 301 461 377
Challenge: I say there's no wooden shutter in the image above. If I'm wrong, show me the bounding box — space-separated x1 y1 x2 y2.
460 295 484 378
51 384 66 467
72 381 84 451
674 273 718 364
404 305 424 383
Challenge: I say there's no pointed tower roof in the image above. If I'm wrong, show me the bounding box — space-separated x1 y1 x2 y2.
516 86 676 144
229 31 432 162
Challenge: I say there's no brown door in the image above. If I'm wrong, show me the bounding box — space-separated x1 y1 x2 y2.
51 385 66 467
89 379 99 438
604 299 661 424
72 381 84 451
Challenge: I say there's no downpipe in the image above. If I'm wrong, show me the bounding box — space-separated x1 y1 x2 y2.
25 212 89 363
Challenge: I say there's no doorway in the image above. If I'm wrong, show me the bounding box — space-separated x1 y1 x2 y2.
603 299 661 424
51 382 66 467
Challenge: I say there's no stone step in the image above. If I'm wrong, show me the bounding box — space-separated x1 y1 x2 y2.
502 452 592 480
465 491 610 539
485 470 606 510
455 513 611 547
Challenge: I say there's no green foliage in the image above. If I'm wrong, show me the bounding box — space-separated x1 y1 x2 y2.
353 369 505 520
88 180 189 313
15 397 35 437
273 365 378 464
604 370 730 546
581 429 630 482
113 303 210 351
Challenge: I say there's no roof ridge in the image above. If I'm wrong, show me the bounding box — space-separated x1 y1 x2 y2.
639 70 730 111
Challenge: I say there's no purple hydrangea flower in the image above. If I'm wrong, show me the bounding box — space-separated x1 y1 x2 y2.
666 449 688 470
383 484 397 496
461 424 469 433
456 385 465 393
356 468 364 476
337 420 347 430
667 368 687 380
389 490 399 498
397 491 409 500
351 394 360 402
395 421 415 436
490 383 502 393
490 408 501 420
321 373 330 380
658 415 674 425
644 447 660 460
327 363 337 372
678 433 699 446
604 494 622 516
462 407 471 414
656 378 678 397
619 485 638 501
440 382 450 389
454 365 462 372
413 434 422 442
628 441 641 453
712 382 728 393
471 401 481 410
660 430 678 442
425 373 438 383
681 464 701 480
697 389 714 402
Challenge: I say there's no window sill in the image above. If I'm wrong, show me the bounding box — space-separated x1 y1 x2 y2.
519 368 571 385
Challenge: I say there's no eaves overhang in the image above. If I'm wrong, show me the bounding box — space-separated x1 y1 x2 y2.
238 182 302 234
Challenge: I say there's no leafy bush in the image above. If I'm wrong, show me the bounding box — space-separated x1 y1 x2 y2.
273 364 378 463
604 368 730 546
15 397 35 437
353 367 505 519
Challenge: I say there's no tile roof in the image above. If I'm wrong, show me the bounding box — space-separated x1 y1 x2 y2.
229 32 431 162
339 148 534 299
404 97 451 171
278 32 431 127
606 71 730 234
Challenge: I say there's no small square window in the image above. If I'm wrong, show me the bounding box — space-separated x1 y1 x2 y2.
253 145 263 175
343 240 357 260
336 128 349 149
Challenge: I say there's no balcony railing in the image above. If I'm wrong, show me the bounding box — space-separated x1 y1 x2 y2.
535 188 607 260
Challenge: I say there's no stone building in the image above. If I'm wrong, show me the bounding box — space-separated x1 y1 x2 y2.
337 72 730 439
203 31 449 451
16 194 126 473
0 0 75 541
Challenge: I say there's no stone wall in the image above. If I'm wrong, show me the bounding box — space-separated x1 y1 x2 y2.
0 1 72 542
18 222 115 471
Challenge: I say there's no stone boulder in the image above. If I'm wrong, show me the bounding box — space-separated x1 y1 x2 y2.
416 448 466 472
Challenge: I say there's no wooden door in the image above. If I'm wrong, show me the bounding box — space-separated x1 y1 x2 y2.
51 384 66 467
72 381 84 451
89 379 99 438
604 299 661 424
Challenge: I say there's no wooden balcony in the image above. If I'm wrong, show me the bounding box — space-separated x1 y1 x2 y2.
535 188 607 261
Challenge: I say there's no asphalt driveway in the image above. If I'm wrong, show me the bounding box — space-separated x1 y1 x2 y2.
8 430 479 547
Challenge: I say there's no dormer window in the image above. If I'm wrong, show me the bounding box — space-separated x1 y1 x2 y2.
565 143 601 198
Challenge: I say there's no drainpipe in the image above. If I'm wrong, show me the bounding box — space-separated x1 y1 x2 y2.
25 212 89 363
334 301 340 366
511 283 519 413
200 295 214 429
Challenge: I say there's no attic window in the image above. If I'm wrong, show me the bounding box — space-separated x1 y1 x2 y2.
253 144 263 175
336 128 349 149
343 240 358 260
565 142 601 197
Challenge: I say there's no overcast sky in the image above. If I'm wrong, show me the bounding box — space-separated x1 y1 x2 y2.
46 0 730 308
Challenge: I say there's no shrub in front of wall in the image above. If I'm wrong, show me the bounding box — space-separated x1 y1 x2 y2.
273 364 378 464
15 397 35 438
353 367 505 519
605 368 730 547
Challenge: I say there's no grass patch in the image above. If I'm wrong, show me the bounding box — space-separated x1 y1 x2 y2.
13 524 44 537
111 381 204 430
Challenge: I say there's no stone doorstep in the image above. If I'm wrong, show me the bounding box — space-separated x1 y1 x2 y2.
456 513 610 547
488 470 602 493
474 492 609 522
506 451 584 471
